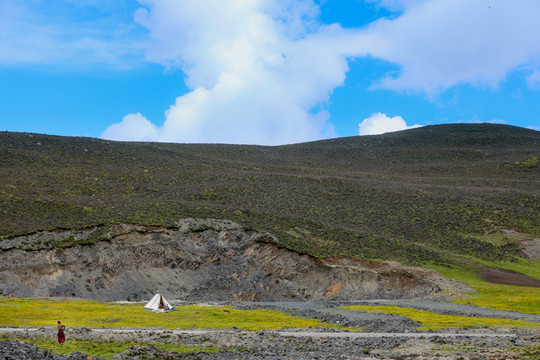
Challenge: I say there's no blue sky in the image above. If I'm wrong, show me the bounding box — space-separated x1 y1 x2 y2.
1 0 539 145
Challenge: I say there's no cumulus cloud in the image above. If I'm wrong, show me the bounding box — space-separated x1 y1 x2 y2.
365 0 540 93
4 1 540 144
102 0 371 144
100 0 540 144
359 113 421 135
101 113 158 141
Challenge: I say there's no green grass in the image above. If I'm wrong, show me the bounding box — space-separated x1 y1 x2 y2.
35 339 216 359
1 125 538 357
0 298 339 359
0 125 538 321
455 281 540 315
343 305 540 330
1 124 539 268
0 337 218 360
436 344 540 360
474 257 540 280
430 262 540 315
0 298 336 330
470 232 530 246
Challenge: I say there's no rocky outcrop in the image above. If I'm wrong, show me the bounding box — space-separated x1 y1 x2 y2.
0 340 101 360
0 219 455 301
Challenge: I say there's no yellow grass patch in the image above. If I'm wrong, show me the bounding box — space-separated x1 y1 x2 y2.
0 298 336 331
431 263 540 315
343 305 540 330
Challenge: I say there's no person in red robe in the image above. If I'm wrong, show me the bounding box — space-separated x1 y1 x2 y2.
57 321 65 344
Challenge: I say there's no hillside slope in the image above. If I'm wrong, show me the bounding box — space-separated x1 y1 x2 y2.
1 123 539 266
0 219 453 300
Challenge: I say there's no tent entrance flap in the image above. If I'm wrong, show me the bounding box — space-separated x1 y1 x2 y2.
143 293 174 311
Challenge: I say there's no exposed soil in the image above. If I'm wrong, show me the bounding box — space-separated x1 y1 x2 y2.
519 237 540 260
480 267 540 287
0 219 464 302
2 300 539 359
2 219 538 358
1 323 537 360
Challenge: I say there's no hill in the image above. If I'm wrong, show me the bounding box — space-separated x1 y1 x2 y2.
1 123 539 268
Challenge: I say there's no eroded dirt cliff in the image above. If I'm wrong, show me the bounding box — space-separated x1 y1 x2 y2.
0 219 459 301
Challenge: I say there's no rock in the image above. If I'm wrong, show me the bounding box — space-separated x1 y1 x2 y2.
0 219 455 302
0 340 102 360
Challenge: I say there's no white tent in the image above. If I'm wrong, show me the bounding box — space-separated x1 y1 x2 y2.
143 293 175 312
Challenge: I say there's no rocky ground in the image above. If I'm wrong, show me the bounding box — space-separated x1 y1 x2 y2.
0 340 99 360
1 301 538 359
1 220 538 358
0 220 465 302
1 326 537 359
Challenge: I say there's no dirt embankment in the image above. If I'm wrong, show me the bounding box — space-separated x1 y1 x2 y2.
0 219 460 301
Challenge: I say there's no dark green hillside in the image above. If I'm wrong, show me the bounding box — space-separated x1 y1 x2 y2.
1 123 539 265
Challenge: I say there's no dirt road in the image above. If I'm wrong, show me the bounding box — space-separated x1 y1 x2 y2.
0 326 519 338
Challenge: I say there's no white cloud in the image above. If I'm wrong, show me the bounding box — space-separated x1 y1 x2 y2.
364 0 540 93
3 1 540 144
0 0 146 69
358 112 421 135
102 0 540 145
103 0 368 144
101 113 158 141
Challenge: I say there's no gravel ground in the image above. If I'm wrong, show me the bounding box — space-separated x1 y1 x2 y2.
1 301 539 359
0 339 102 360
351 299 540 322
1 328 536 360
229 300 540 330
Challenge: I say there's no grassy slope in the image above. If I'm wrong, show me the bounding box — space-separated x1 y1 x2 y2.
1 124 539 269
431 262 540 315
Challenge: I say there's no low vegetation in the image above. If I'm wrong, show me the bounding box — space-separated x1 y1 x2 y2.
431 262 540 315
2 337 217 360
0 124 540 359
1 124 538 269
1 124 539 315
343 305 540 330
0 298 336 330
